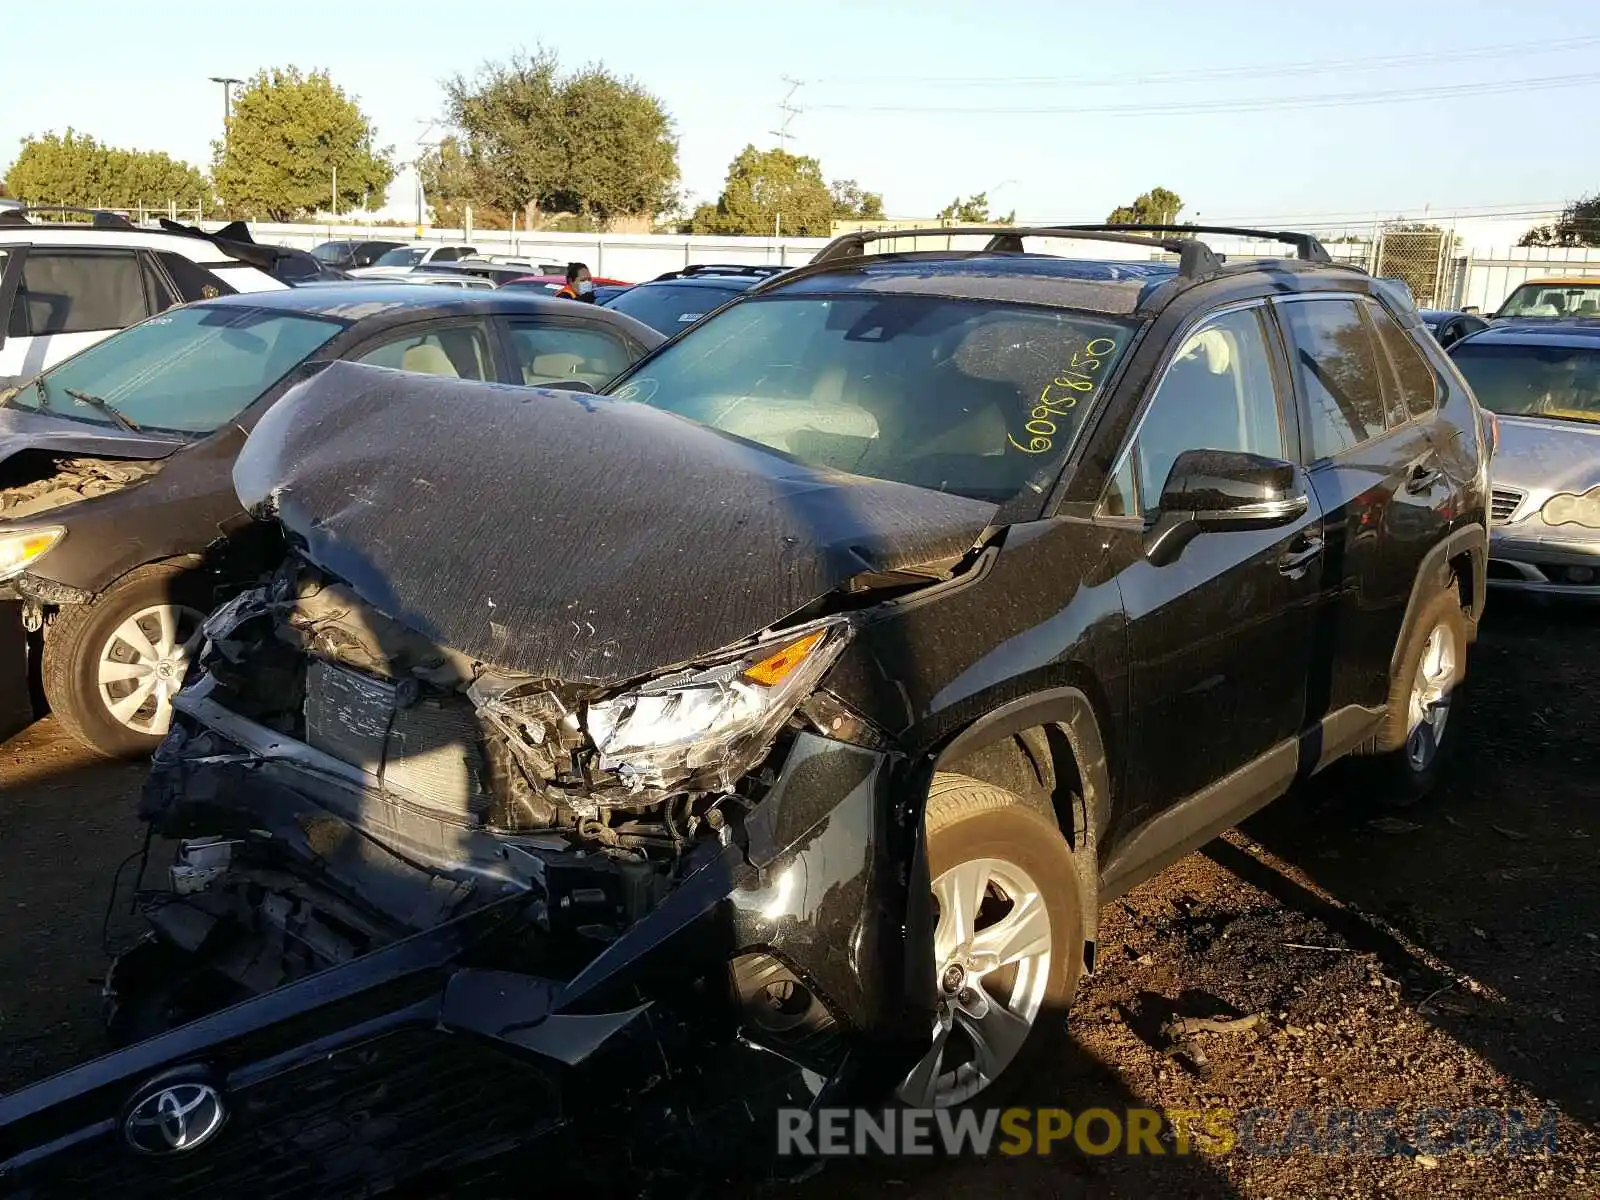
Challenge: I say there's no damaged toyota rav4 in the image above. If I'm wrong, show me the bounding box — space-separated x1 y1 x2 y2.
0 226 1490 1195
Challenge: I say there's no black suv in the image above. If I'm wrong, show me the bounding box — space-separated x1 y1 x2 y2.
0 226 1490 1192
602 262 789 333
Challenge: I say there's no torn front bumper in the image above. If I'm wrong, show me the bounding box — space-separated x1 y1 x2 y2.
0 726 933 1195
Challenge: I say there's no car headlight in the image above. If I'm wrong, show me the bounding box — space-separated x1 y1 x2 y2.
1541 487 1600 529
0 527 65 582
585 620 852 791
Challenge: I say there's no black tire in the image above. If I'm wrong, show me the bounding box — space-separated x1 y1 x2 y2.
1365 587 1470 806
895 772 1086 1110
40 561 210 759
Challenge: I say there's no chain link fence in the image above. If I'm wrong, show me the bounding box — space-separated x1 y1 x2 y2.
1374 227 1452 308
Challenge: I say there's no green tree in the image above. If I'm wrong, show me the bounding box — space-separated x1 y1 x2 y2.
936 192 1014 223
1518 194 1600 248
692 145 836 236
442 47 678 226
211 67 394 221
4 131 209 208
1106 186 1183 226
831 179 884 221
418 135 508 228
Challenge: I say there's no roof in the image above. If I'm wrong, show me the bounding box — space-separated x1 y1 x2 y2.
1508 277 1600 287
634 273 769 291
196 282 663 341
766 252 1180 315
1455 319 1600 350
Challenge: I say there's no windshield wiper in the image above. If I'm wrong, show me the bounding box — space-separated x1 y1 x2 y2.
63 388 142 432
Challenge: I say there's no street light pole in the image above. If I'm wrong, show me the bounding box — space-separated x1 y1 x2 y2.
208 76 242 128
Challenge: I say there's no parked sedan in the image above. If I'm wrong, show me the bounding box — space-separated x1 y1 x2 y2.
0 284 662 756
1418 309 1489 348
309 238 406 271
1449 320 1600 596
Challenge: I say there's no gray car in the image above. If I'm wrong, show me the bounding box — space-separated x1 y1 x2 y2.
1449 320 1600 596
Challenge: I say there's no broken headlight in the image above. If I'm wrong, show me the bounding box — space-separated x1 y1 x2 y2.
0 527 64 582
585 620 851 791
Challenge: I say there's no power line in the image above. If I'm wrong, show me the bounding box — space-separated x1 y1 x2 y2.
814 34 1600 89
809 70 1600 117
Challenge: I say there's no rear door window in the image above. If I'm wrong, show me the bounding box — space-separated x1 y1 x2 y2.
354 324 491 380
140 253 180 314
16 249 149 335
1366 302 1440 421
507 321 634 389
1279 298 1390 460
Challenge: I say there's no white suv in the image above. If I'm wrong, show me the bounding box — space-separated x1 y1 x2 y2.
349 244 479 276
0 209 285 387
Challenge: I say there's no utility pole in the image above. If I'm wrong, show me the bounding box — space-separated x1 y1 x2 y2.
331 164 338 221
770 77 803 238
770 76 803 153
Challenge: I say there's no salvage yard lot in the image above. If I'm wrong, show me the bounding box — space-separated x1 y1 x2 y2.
2 598 1596 1198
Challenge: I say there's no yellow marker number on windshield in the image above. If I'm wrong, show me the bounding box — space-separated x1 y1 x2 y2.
1009 337 1118 454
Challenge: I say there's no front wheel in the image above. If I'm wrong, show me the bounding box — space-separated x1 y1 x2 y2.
896 773 1086 1109
40 562 209 758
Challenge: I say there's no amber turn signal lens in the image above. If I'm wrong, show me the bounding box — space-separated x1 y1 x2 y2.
743 630 827 687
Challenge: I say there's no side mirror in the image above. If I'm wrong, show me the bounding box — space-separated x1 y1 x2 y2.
1145 448 1309 566
539 379 596 394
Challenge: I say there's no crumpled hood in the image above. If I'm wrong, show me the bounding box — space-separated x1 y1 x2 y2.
0 405 190 466
234 361 998 686
1491 413 1600 495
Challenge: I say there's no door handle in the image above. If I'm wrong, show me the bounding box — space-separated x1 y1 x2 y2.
1404 462 1442 494
1277 536 1325 577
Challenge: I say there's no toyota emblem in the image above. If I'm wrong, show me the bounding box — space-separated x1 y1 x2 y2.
123 1080 227 1155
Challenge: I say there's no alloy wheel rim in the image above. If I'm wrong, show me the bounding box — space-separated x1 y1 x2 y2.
896 855 1052 1107
1405 623 1457 772
96 604 206 735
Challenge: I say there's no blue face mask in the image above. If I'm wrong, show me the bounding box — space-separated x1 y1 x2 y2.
577 280 595 296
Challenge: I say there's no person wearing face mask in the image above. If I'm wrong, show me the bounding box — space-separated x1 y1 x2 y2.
557 262 596 302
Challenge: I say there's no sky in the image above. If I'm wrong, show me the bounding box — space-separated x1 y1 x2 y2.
4 0 1599 240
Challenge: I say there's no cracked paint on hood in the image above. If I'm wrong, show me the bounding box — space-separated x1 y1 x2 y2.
233 361 998 685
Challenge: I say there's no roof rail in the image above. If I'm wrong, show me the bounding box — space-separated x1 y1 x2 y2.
0 204 137 229
809 225 1224 280
1060 223 1332 264
653 263 788 281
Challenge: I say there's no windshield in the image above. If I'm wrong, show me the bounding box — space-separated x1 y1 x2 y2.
372 247 426 267
608 295 1137 502
606 282 747 334
3 305 345 434
1496 282 1600 319
1451 342 1600 424
310 242 352 262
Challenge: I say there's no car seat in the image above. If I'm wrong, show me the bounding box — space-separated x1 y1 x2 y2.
401 343 459 377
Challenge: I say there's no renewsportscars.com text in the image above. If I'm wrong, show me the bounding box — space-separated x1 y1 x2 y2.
776 1105 1561 1158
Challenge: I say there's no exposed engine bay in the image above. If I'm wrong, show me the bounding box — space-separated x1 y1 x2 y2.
137 552 860 994
0 451 164 520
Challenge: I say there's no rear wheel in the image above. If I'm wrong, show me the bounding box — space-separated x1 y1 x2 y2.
896 774 1086 1108
41 562 209 758
1368 588 1469 805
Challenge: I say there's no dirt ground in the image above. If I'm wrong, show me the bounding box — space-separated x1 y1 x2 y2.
0 595 1595 1198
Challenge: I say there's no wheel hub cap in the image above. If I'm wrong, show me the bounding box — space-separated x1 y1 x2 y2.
897 855 1053 1108
96 603 206 736
1405 622 1457 772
